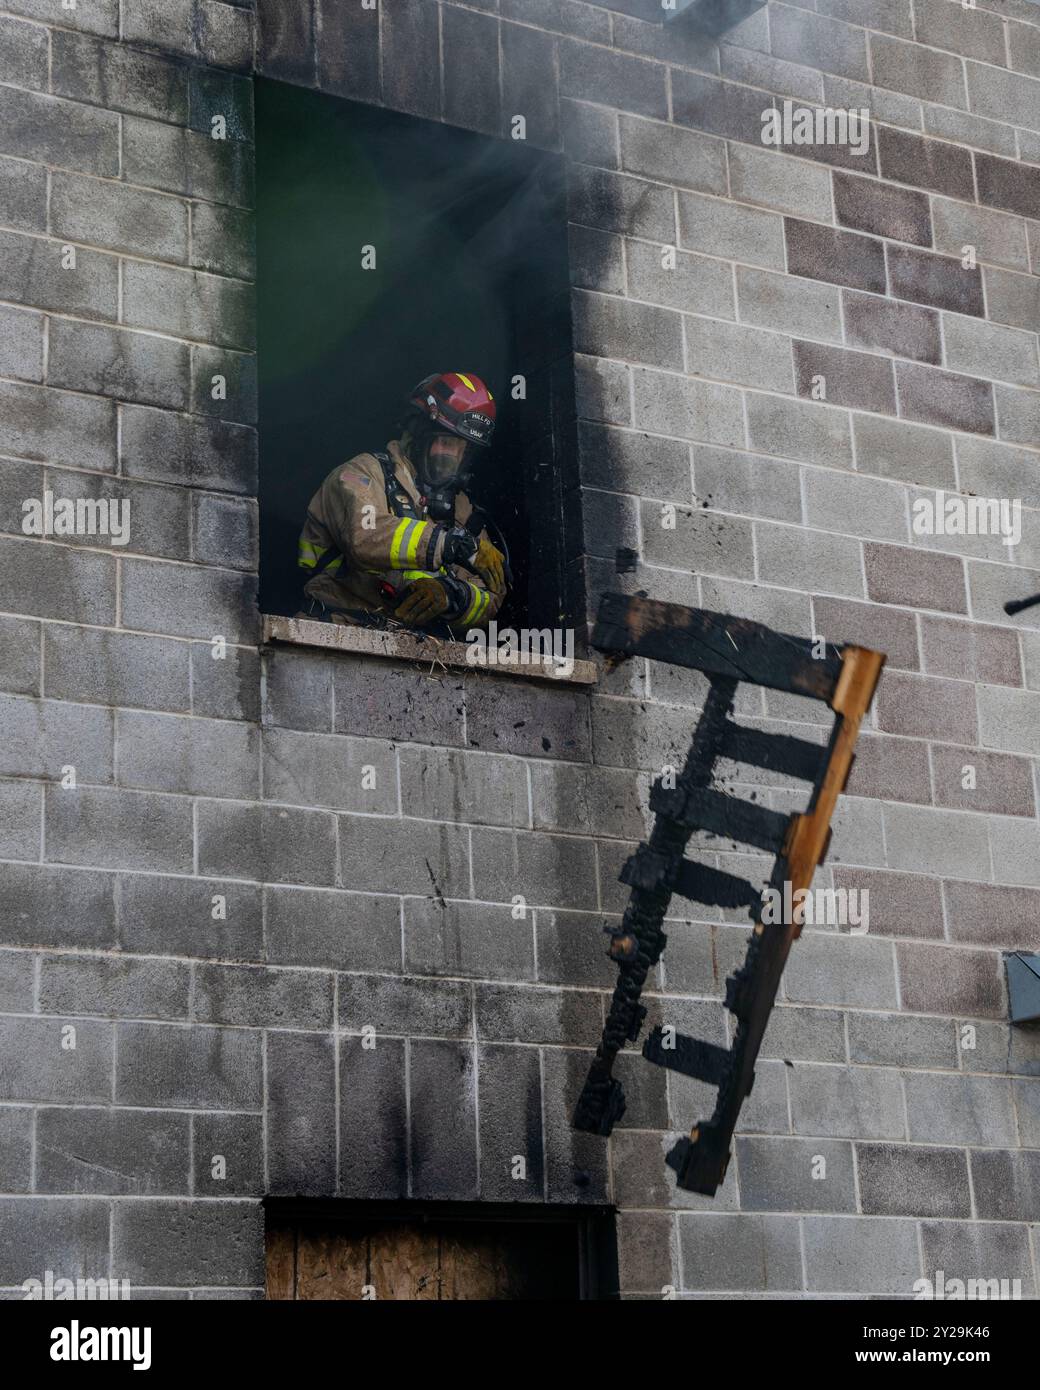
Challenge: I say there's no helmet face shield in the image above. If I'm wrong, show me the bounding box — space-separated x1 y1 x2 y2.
420 430 472 486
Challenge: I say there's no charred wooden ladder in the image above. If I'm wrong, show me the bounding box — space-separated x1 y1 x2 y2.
573 595 885 1196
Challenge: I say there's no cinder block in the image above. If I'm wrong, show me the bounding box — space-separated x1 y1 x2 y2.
995 384 1040 448
694 446 801 525
51 170 189 264
48 320 189 410
771 2 869 80
642 500 755 580
463 676 592 762
197 800 336 886
795 340 897 416
736 267 842 344
578 421 692 501
976 685 1040 757
0 84 119 177
813 597 919 672
51 30 189 123
967 60 1040 133
0 152 46 233
755 521 865 598
560 99 619 169
471 827 597 911
381 0 441 119
863 540 966 614
111 1200 263 1288
569 225 625 296
0 1107 31 1191
877 125 975 201
913 0 1006 62
786 218 887 295
338 1034 407 1198
833 171 931 246
123 262 255 352
746 394 852 468
975 151 1040 219
120 873 261 961
944 314 1040 390
784 931 898 1009
0 780 41 861
989 815 1040 888
194 962 333 1030
853 412 955 490
971 1149 1040 1221
875 670 977 745
789 1063 906 1140
932 198 1030 275
803 1214 920 1293
257 0 313 83
264 648 332 732
115 1021 262 1109
686 316 794 394
857 1142 971 1218
0 381 118 472
904 1072 1016 1146
0 617 38 697
499 20 560 149
36 1107 189 1194
945 879 1040 950
39 952 190 1020
561 33 667 120
847 1010 958 1069
575 352 631 426
679 1213 803 1292
540 1046 610 1203
315 0 378 100
679 190 784 270
190 641 260 722
121 557 257 644
409 1039 478 1200
122 116 254 207
575 291 684 371
199 0 254 72
0 863 114 951
475 982 600 1046
0 693 112 784
190 345 257 423
920 614 1021 687
44 626 190 713
404 898 533 981
0 303 43 382
266 1029 336 1195
190 201 255 280
920 1218 1035 1298
0 227 118 322
442 5 500 135
122 407 257 495
632 367 745 448
672 69 776 146
192 1112 263 1196
0 1016 112 1102
338 973 471 1039
0 949 33 1012
122 0 196 55
477 1043 545 1201
46 785 193 873
932 745 1034 818
925 102 1017 159
535 908 619 989
335 814 468 897
616 1211 676 1293
843 290 941 365
266 885 401 971
883 802 991 881
870 31 967 106
118 710 258 800
896 941 1005 1017
737 1136 856 1211
620 114 726 195
0 1197 110 1285
397 745 527 828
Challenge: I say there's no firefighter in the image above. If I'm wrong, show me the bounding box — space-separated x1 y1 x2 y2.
297 372 508 632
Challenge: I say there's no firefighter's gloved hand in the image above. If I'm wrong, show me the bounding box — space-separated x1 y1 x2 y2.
394 577 450 627
473 536 506 594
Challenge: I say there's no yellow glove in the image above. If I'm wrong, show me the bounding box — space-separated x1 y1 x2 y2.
473 536 506 594
394 577 450 627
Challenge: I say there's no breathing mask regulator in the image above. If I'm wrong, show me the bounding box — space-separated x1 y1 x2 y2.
409 416 476 523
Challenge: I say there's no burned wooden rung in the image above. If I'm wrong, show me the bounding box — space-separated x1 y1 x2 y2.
572 595 885 1196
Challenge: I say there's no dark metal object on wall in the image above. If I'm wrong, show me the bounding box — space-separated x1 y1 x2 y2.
1006 953 1040 1025
572 595 885 1196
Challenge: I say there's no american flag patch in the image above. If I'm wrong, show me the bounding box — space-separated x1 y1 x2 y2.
339 468 370 487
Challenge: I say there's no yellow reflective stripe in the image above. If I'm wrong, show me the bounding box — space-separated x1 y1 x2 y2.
401 568 438 582
457 373 475 391
405 520 428 564
326 555 342 574
389 519 412 568
298 539 326 570
461 585 488 626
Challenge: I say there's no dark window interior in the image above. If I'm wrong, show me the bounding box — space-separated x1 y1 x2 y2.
255 79 581 631
265 1200 617 1301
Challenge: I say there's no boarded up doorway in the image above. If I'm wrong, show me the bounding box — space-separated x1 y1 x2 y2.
265 1200 616 1300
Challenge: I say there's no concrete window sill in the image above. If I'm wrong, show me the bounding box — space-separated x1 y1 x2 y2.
262 615 599 687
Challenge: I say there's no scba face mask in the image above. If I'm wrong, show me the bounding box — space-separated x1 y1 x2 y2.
415 430 475 520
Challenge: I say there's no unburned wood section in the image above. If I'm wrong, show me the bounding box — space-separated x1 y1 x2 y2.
265 1217 581 1300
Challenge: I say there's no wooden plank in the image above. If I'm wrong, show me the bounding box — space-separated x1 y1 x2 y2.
264 1223 296 1302
368 1222 441 1300
592 594 843 700
263 614 599 686
294 1224 369 1301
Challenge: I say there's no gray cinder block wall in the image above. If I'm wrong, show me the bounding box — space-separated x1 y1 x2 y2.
0 0 1039 1299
